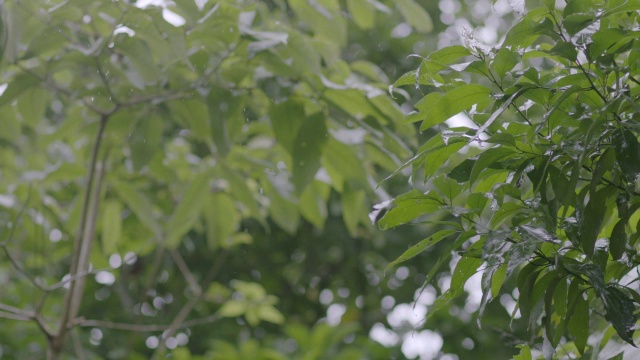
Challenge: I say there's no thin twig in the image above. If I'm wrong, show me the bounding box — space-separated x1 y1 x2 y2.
151 250 227 359
76 314 222 332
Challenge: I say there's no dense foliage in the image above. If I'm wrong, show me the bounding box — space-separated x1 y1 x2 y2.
380 0 640 358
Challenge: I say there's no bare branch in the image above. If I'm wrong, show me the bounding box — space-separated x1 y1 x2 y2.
169 250 202 296
0 310 30 322
76 314 222 332
50 116 109 359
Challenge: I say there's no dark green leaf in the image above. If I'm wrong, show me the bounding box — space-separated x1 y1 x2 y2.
602 286 637 346
610 219 628 260
580 186 613 257
292 113 328 195
448 159 475 183
612 128 640 182
568 290 589 354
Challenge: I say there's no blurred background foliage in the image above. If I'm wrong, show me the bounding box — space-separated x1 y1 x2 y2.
0 0 525 359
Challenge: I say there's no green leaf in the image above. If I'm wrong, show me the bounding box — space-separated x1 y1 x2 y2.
170 98 213 146
427 256 483 319
270 101 304 155
612 128 640 182
568 291 589 354
17 87 47 127
491 263 507 298
517 267 541 323
385 229 458 273
129 115 164 171
492 47 521 79
563 14 597 36
470 147 518 185
377 190 443 230
503 16 546 48
111 181 162 239
419 84 492 131
292 113 328 195
346 0 375 29
489 203 525 229
217 300 246 318
262 177 299 235
218 164 261 221
298 181 329 229
580 186 613 257
256 305 285 325
610 219 628 260
341 185 366 237
165 172 211 247
423 45 471 72
448 159 475 183
513 344 532 360
322 138 368 191
101 200 122 256
471 86 530 141
204 192 239 249
118 37 162 85
396 0 433 33
0 73 40 107
602 286 637 346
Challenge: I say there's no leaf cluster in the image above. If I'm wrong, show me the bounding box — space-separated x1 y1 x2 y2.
381 0 640 357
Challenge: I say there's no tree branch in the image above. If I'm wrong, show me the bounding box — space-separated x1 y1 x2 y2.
49 116 109 359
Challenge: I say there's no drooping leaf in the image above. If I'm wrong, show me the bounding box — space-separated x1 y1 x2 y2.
579 186 614 257
602 286 637 346
612 128 640 182
491 263 508 298
427 256 484 319
568 291 589 354
385 229 458 273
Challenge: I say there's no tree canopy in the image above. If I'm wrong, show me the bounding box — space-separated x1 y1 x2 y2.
0 0 639 359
